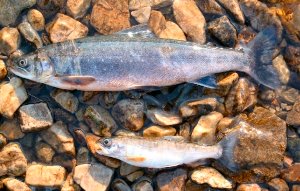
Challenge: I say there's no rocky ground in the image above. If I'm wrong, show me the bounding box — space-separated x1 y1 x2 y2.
0 0 299 190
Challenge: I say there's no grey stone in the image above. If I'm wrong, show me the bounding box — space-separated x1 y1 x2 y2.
51 89 79 113
35 141 55 163
215 0 245 24
195 0 226 22
18 22 43 48
27 9 45 31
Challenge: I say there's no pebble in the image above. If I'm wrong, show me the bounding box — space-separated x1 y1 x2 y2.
284 45 300 73
52 154 76 171
19 103 53 132
215 0 245 24
0 60 7 80
279 87 299 105
51 89 79 113
126 170 144 182
25 164 67 187
173 0 206 44
129 0 172 10
61 173 81 191
73 163 114 191
0 119 25 140
267 178 289 191
286 97 300 126
0 134 7 149
293 5 300 32
0 78 28 118
236 184 262 191
40 121 76 156
77 147 91 165
191 167 232 189
66 0 91 19
179 97 218 117
0 143 27 176
281 163 300 182
272 55 290 85
191 111 223 145
287 137 300 162
35 141 55 163
148 10 186 41
112 99 145 131
207 16 237 47
2 178 31 191
18 22 43 48
120 162 140 177
131 6 151 24
84 105 117 136
195 0 226 22
146 108 182 126
86 133 121 168
90 0 130 35
143 125 176 137
156 168 187 191
27 9 45 31
0 27 20 55
225 78 257 115
112 179 131 191
0 0 36 26
46 13 88 43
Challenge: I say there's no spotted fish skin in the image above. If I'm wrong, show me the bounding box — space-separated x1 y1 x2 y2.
8 26 280 91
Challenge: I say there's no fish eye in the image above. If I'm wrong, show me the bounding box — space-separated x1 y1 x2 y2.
101 138 112 148
18 59 28 68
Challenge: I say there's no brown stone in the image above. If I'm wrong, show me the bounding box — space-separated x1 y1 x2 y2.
237 184 262 191
0 60 7 80
143 125 176 137
27 9 45 31
0 27 20 55
3 178 31 191
281 163 300 182
66 0 91 19
267 178 289 191
90 0 130 35
0 119 25 140
286 97 300 126
156 168 187 191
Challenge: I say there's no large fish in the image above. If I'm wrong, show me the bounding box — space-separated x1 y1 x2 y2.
8 26 280 91
86 132 239 170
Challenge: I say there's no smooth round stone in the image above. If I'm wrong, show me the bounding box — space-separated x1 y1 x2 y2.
27 9 45 31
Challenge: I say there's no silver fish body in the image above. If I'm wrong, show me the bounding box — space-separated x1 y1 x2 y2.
8 26 280 91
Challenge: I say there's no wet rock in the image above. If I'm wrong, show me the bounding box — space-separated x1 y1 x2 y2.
217 107 286 182
99 92 120 109
279 88 299 105
52 154 76 171
217 117 234 136
84 105 117 136
73 163 114 191
19 103 53 132
51 90 79 113
195 0 226 22
90 0 130 35
293 5 300 32
126 170 144 182
215 0 245 24
156 168 187 191
286 97 300 126
115 129 138 137
112 179 131 191
173 0 206 44
61 173 81 191
191 112 223 145
0 143 27 176
225 78 257 115
143 125 176 137
77 147 91 165
179 97 219 117
0 78 28 118
0 119 25 140
148 10 186 41
35 141 55 163
120 162 140 177
0 134 7 149
40 121 76 156
27 9 45 31
66 0 91 19
146 108 182 126
272 55 290 85
267 178 289 191
281 163 300 182
287 137 300 162
112 99 145 131
0 60 7 80
0 0 36 26
207 16 237 47
237 184 262 191
0 27 20 55
239 0 282 37
284 45 300 73
18 22 43 48
132 177 153 191
46 13 88 43
25 164 67 187
86 133 121 168
129 0 172 10
3 178 31 191
191 167 232 189
293 185 300 191
132 6 151 24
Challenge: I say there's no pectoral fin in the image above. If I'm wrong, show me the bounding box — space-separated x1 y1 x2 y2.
59 76 96 86
190 75 217 89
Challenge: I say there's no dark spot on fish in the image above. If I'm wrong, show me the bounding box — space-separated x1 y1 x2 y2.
61 76 96 86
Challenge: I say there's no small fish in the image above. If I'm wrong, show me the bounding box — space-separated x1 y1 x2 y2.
90 133 239 170
8 25 280 91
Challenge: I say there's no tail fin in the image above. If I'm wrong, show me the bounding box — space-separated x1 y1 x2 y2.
243 26 281 89
218 130 240 171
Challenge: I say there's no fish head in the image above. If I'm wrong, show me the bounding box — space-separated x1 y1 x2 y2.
96 137 124 157
8 50 55 82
